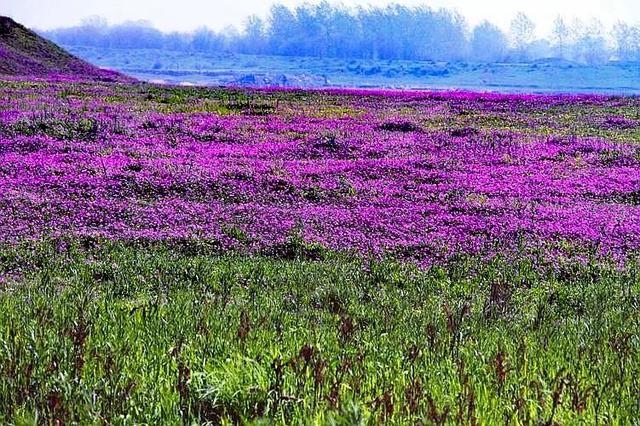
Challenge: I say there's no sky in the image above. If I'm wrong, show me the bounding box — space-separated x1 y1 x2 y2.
3 0 639 36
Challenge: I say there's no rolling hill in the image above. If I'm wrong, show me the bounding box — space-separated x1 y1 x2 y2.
0 16 131 82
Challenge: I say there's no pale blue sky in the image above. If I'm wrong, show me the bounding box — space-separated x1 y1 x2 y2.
4 0 639 35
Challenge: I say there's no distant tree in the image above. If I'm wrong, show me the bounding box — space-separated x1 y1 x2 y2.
527 39 553 60
164 32 190 52
357 7 385 60
510 12 535 60
573 19 610 64
267 5 299 56
379 5 409 60
470 21 508 62
551 16 570 59
294 3 328 57
241 15 266 55
192 27 223 52
612 21 640 61
110 21 164 49
325 5 362 58
221 25 241 52
425 9 469 61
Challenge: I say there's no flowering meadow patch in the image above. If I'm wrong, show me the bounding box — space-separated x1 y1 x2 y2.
1 80 639 264
2 16 640 424
1 78 640 424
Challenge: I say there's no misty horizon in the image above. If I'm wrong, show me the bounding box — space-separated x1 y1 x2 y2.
36 2 640 66
5 0 639 36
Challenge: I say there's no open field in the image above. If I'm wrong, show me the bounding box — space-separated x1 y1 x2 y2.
1 78 640 423
1 79 640 262
63 46 640 95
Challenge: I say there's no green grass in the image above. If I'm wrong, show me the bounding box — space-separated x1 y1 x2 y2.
0 241 638 424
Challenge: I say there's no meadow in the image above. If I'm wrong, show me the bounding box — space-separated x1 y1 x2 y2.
0 77 639 424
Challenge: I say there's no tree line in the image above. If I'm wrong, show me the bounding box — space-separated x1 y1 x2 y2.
42 3 640 64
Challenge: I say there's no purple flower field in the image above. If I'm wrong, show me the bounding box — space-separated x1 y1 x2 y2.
1 79 640 264
4 15 640 425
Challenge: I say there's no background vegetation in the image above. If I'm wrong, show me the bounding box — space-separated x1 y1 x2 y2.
41 3 640 65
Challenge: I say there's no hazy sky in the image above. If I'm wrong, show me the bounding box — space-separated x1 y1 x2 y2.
4 0 639 35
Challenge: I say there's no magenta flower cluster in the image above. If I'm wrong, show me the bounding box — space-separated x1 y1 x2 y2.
1 80 639 264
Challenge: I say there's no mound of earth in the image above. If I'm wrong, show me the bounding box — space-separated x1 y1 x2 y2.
0 16 131 82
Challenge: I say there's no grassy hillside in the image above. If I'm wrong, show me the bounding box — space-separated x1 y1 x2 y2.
0 16 129 82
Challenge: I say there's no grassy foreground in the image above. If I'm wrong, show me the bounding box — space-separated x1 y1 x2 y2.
0 242 638 424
